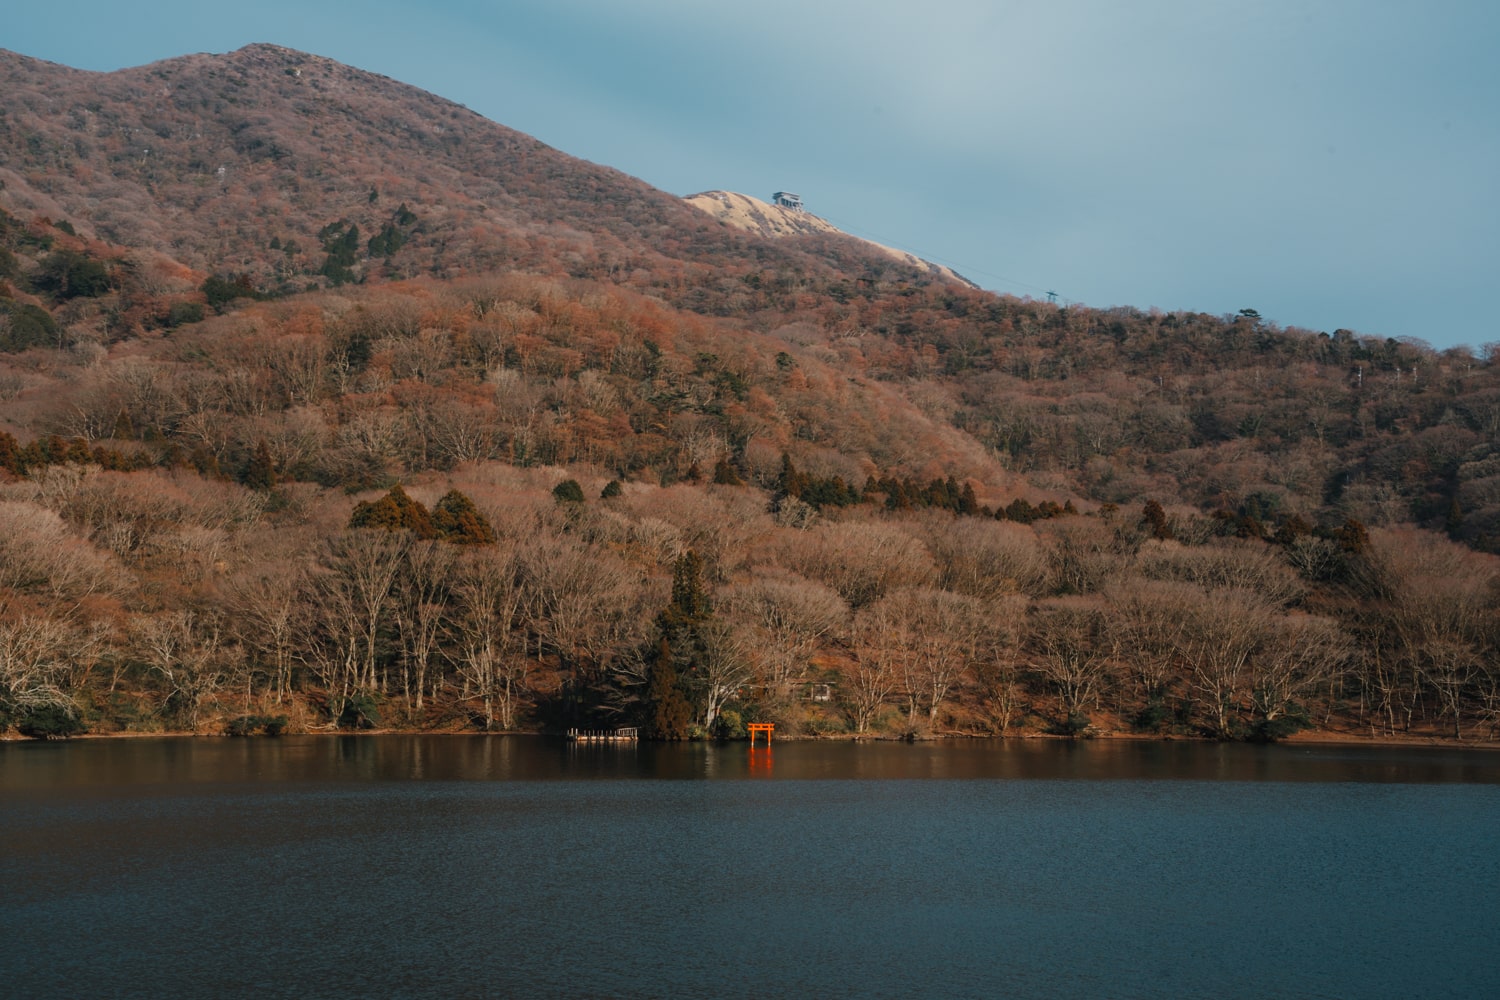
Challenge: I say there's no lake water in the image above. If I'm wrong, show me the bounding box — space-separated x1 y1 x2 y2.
3 737 1498 999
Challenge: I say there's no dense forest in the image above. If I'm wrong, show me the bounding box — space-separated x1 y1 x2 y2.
0 46 1496 742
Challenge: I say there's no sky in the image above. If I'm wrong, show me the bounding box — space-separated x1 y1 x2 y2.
7 1 1498 350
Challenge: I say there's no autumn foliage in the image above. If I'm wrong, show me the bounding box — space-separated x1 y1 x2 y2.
0 45 1497 743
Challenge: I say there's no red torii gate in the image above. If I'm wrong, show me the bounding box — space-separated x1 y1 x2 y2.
747 723 774 747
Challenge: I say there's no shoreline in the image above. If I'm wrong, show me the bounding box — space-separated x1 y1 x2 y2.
5 727 1497 751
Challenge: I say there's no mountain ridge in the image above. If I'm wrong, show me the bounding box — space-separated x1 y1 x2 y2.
0 44 961 299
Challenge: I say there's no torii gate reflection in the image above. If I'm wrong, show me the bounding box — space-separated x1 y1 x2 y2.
747 722 774 774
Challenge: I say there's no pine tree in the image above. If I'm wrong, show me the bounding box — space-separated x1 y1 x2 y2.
552 479 585 504
0 430 21 476
348 484 436 538
432 489 496 545
958 482 979 516
647 638 692 740
711 459 744 486
665 551 710 625
778 453 806 498
243 440 275 491
1142 500 1173 540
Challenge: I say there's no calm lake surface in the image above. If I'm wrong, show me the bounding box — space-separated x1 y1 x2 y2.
3 737 1498 999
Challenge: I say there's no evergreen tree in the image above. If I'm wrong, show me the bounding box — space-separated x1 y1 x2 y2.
646 638 692 740
1142 500 1173 540
348 484 436 538
665 550 710 625
0 430 23 476
958 481 979 516
243 440 275 491
711 459 744 486
1336 517 1369 553
1003 498 1038 524
778 453 805 498
552 479 585 504
431 489 496 545
647 550 715 736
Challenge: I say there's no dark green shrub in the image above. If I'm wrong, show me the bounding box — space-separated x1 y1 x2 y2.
167 301 205 327
226 715 261 737
552 479 585 504
35 251 111 299
337 692 381 730
0 301 59 351
226 714 290 736
1131 699 1172 733
202 273 261 313
432 489 496 544
16 703 87 739
711 709 745 741
1247 709 1312 744
1049 712 1093 738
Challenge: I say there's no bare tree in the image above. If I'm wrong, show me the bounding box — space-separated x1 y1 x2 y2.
720 569 847 706
0 608 84 722
971 595 1029 733
1171 587 1274 738
1249 614 1349 731
693 617 753 730
1033 597 1112 730
922 515 1049 598
844 604 903 735
1105 579 1193 718
318 529 410 694
519 534 654 679
130 609 228 730
1366 528 1498 739
1139 539 1304 607
224 563 309 704
393 538 458 712
1041 518 1120 596
0 500 115 604
779 521 935 609
449 544 528 729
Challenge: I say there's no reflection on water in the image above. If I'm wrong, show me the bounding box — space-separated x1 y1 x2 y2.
3 737 1498 999
747 746 774 776
3 734 1498 791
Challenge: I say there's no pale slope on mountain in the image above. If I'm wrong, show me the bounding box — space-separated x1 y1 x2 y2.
685 190 974 286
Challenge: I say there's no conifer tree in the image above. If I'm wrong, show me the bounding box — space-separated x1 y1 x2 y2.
348 484 436 538
0 430 21 476
432 489 496 545
647 638 692 740
552 479 585 504
650 550 715 735
1142 500 1173 540
711 458 744 486
243 440 275 491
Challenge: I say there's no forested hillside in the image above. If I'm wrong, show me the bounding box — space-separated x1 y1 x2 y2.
0 46 1495 743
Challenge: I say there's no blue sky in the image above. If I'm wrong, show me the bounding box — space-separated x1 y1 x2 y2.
8 1 1498 350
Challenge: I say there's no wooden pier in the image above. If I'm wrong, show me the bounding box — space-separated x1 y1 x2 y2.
567 727 638 743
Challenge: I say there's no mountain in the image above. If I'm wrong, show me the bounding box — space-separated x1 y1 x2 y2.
0 45 1496 745
0 44 960 299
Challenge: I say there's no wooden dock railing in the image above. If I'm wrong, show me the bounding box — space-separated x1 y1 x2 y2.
567 727 638 742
